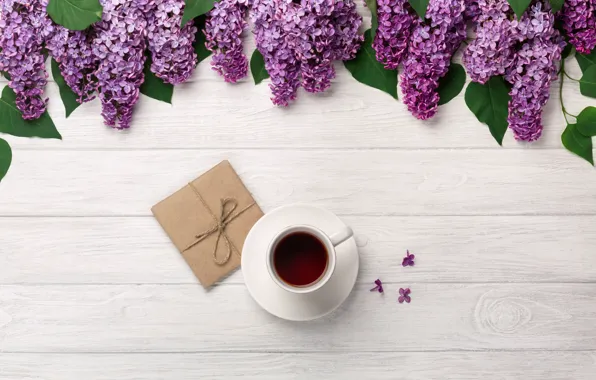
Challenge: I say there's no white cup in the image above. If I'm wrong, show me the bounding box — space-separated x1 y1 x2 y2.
266 224 353 294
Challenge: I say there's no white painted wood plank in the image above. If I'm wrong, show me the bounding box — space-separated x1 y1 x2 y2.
1 352 595 380
0 284 594 352
1 149 594 216
2 216 595 284
3 68 590 150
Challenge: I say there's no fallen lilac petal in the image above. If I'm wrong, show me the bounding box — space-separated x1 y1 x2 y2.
370 278 384 293
402 250 415 267
398 287 411 303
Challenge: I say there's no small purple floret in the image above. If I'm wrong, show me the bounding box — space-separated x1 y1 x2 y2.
370 279 384 293
402 250 415 267
398 287 411 303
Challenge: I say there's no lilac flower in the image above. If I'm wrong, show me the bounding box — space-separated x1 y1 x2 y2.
512 0 556 41
372 0 418 70
559 0 596 54
47 27 99 104
398 287 411 303
402 250 415 266
146 0 198 85
400 0 466 120
505 37 562 141
370 279 384 293
463 0 516 83
251 0 300 105
92 0 149 129
250 0 362 105
204 0 249 83
464 0 481 22
0 0 54 120
290 0 363 93
504 1 563 141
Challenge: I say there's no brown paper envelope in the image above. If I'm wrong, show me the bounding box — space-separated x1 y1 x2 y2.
152 161 263 287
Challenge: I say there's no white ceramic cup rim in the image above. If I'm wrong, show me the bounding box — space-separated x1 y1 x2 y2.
266 224 352 294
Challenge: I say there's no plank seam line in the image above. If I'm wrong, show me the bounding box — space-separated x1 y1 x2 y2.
1 349 595 354
2 213 596 218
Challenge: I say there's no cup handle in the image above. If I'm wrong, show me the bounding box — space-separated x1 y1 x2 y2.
329 226 353 247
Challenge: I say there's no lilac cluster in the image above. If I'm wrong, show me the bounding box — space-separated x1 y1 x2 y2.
505 1 563 141
47 28 99 103
146 0 198 84
559 0 596 54
252 0 300 105
250 0 362 106
372 0 418 70
204 0 249 83
400 0 466 120
0 0 54 120
290 0 363 93
463 0 516 83
92 0 149 129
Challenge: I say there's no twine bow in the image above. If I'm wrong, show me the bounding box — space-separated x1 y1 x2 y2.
183 182 256 266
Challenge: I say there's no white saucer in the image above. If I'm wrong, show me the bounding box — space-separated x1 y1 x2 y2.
241 204 359 321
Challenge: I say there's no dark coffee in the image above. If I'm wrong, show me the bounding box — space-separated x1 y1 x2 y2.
273 232 328 287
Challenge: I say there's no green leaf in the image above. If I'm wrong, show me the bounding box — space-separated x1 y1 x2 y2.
465 76 510 146
140 55 174 104
561 44 574 60
576 50 596 73
577 106 596 137
365 0 378 38
46 0 103 31
438 63 466 106
549 0 564 12
181 0 215 27
0 87 61 139
344 30 398 99
562 123 594 165
579 65 596 98
51 58 81 118
408 0 430 19
250 50 269 85
507 0 533 18
0 138 11 182
193 15 211 65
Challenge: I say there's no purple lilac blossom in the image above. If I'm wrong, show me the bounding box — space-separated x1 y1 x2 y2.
505 2 563 142
398 287 411 303
372 0 418 70
464 0 481 21
370 279 384 293
47 27 99 103
463 0 516 83
251 0 300 105
204 0 249 83
251 0 361 105
400 0 466 120
290 0 363 93
146 0 198 84
93 0 149 130
402 250 415 266
0 0 54 120
559 0 596 54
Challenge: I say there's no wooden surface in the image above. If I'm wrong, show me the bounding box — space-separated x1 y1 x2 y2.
1 20 596 379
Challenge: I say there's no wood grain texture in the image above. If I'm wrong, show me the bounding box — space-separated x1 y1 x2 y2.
1 149 595 216
2 6 595 376
2 67 592 150
1 352 595 380
2 216 595 284
0 284 595 352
